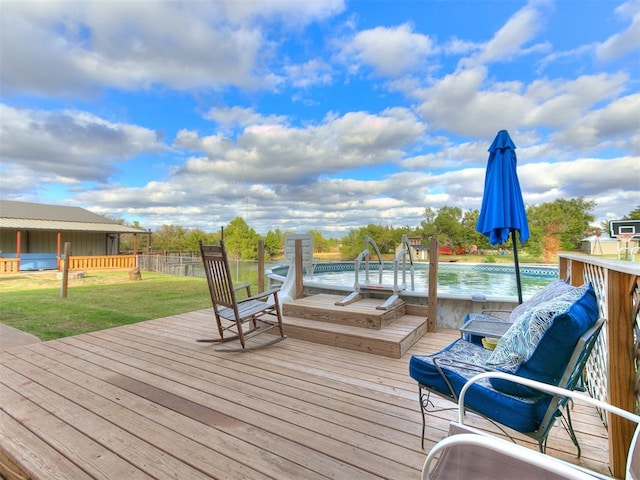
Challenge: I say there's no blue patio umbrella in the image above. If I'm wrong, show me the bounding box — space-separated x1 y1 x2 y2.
476 130 529 303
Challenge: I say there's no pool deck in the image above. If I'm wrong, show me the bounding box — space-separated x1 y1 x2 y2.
0 307 610 479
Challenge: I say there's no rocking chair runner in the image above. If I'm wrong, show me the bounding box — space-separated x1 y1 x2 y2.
198 240 287 351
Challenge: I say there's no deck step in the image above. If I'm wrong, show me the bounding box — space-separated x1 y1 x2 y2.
279 314 427 359
282 293 405 330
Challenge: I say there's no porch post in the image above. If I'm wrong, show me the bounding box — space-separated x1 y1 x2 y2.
16 230 21 271
57 232 62 270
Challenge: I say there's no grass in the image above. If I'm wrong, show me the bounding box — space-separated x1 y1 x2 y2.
0 270 212 341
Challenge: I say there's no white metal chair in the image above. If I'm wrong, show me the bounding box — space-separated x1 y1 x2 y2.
422 372 640 480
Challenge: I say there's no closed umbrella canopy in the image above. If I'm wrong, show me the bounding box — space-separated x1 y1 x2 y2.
476 130 529 303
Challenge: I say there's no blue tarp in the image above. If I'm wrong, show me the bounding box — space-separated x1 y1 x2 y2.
1 253 58 271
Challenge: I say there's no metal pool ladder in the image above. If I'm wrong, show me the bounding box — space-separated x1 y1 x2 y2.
335 234 415 310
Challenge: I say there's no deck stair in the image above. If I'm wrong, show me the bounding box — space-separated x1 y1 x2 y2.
279 293 428 358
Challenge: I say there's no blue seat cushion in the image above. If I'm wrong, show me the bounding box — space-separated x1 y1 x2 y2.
409 340 551 433
488 283 598 396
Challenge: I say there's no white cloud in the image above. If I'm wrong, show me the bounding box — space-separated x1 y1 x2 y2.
478 1 549 63
175 108 425 184
596 0 640 61
0 1 294 94
416 67 532 136
285 59 334 88
0 104 166 184
217 0 345 25
339 24 435 76
204 107 287 129
550 93 640 151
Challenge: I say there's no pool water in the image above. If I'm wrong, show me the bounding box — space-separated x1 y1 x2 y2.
274 262 559 300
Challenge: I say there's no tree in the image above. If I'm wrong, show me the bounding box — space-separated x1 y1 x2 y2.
183 228 215 253
306 229 328 253
461 209 486 250
151 224 189 252
433 206 465 249
264 229 284 258
420 207 437 240
526 197 596 259
624 204 640 220
224 217 260 259
340 227 369 259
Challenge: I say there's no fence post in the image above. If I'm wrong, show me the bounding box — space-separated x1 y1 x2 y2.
60 242 71 298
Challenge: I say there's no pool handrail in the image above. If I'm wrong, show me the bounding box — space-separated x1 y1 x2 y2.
394 234 415 293
356 235 384 289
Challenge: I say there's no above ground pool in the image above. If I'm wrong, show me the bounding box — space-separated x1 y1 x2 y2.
268 262 559 301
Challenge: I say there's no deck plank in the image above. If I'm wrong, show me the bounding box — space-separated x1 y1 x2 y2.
50 334 419 479
0 308 611 480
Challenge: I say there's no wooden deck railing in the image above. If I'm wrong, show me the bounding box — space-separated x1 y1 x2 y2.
0 255 137 273
559 253 640 478
65 255 137 270
0 258 20 274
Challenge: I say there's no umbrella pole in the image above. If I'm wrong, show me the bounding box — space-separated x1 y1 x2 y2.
511 228 523 304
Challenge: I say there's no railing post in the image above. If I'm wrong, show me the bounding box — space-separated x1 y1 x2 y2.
427 237 438 333
607 269 636 478
294 239 304 300
258 240 265 293
558 256 568 281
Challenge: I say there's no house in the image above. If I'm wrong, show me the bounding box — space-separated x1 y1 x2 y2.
0 200 145 272
406 236 429 260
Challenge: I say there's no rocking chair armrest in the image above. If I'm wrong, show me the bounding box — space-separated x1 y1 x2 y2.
234 282 252 297
240 287 281 303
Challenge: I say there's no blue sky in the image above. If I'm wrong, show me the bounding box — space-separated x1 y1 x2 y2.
1 0 638 237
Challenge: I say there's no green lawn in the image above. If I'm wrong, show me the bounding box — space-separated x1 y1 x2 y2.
0 271 212 341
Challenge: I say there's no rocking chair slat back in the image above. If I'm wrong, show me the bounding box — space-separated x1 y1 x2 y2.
201 243 236 308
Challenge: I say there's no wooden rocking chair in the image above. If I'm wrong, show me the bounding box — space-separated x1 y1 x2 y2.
198 240 287 351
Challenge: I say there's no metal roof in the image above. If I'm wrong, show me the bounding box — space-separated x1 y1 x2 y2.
0 200 146 234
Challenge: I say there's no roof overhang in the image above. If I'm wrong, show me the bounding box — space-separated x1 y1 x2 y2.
0 219 147 234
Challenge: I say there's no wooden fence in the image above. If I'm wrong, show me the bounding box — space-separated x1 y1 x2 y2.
0 255 137 273
0 258 20 274
64 255 137 270
559 253 640 478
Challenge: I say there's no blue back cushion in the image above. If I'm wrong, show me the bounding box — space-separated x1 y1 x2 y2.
490 283 598 396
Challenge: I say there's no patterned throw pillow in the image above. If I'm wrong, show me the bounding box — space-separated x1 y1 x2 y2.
487 285 589 372
508 279 575 322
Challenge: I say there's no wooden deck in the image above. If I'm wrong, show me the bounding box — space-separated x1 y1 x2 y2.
1 307 611 479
